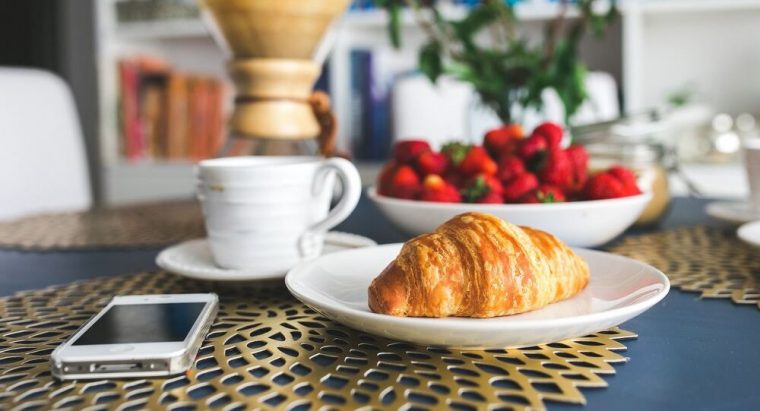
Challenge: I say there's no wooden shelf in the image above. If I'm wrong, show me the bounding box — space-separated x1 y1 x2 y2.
114 19 209 40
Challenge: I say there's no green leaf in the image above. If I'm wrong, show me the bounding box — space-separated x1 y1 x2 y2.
461 175 489 203
419 41 443 82
441 142 470 166
388 2 402 48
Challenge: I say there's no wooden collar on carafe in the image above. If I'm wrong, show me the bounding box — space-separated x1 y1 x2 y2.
228 58 320 140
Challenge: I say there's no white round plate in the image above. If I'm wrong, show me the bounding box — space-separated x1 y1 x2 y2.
368 187 652 248
737 220 760 247
286 244 669 348
157 232 377 282
706 200 760 224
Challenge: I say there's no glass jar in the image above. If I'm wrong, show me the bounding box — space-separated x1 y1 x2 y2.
219 135 320 157
585 141 672 226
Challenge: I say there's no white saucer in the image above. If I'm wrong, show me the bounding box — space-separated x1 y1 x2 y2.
157 232 377 282
286 245 670 348
706 200 760 224
737 220 760 247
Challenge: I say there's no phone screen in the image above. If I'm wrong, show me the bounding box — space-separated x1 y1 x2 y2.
72 302 206 345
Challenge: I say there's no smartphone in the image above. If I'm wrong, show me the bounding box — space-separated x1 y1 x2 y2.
51 293 218 380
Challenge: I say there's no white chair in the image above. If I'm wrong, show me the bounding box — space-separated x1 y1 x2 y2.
0 67 91 220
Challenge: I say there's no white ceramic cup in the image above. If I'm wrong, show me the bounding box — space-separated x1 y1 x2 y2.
195 156 361 273
743 138 760 211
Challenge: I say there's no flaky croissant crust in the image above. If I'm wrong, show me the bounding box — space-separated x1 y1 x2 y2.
368 212 589 318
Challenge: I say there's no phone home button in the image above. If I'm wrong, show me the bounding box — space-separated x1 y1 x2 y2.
108 345 134 353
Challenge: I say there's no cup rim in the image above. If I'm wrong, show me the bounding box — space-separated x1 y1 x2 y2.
198 156 324 170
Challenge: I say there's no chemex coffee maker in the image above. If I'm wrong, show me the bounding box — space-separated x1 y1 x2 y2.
200 0 350 156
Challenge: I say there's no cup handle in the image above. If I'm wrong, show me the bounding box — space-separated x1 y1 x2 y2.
298 157 361 258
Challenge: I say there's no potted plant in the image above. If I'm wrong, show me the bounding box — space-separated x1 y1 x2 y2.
373 0 617 126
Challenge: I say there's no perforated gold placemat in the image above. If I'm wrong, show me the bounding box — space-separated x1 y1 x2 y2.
0 202 204 250
0 272 636 410
609 225 760 309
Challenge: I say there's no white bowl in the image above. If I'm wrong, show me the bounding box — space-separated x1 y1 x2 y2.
368 187 652 247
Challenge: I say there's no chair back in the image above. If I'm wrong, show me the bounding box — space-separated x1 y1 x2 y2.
0 67 91 220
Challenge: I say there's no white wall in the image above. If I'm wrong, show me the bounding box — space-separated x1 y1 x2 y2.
635 8 760 113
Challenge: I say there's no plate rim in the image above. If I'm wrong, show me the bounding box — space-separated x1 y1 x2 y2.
156 232 378 282
706 200 760 224
285 244 670 331
737 220 760 247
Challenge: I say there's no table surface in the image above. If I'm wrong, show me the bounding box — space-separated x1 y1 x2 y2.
1 196 758 410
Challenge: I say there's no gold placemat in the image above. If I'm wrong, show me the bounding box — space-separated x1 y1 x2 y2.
0 272 636 410
0 202 204 250
609 225 760 309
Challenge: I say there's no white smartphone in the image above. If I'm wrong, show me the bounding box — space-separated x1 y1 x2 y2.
51 293 218 380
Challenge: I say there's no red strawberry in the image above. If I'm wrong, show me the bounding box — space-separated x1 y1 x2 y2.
441 142 470 165
583 172 627 200
607 165 641 195
484 124 524 158
415 151 449 176
459 146 497 176
517 134 547 161
476 191 504 204
461 174 503 203
537 184 566 202
377 160 398 196
532 122 564 148
497 155 525 184
419 174 461 203
443 171 466 189
393 140 431 164
443 143 497 177
565 145 589 191
388 165 421 199
503 172 539 203
537 148 573 190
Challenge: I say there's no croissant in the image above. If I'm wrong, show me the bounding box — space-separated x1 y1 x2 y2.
368 212 589 318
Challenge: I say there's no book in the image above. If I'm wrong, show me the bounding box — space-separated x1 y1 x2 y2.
118 60 142 161
117 57 226 161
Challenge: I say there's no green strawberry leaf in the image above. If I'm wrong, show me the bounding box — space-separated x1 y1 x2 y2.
461 175 489 203
537 191 556 203
441 142 471 166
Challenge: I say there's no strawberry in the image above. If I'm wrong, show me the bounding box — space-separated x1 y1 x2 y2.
419 174 461 203
536 184 566 202
503 172 539 203
443 143 497 177
415 151 449 176
532 122 564 148
497 155 525 184
476 191 504 204
388 165 421 199
441 142 470 165
461 174 503 203
443 171 466 189
583 172 627 200
607 165 641 195
377 160 398 196
565 145 589 191
393 140 431 164
484 124 524 158
459 146 497 176
517 134 547 162
519 188 566 203
537 148 573 190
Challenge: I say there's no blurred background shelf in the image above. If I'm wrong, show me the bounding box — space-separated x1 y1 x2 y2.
114 19 208 40
85 0 759 205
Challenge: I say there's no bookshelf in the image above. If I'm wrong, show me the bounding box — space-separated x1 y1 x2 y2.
94 0 760 205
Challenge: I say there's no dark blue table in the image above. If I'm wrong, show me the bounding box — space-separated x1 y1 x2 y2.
1 196 758 410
